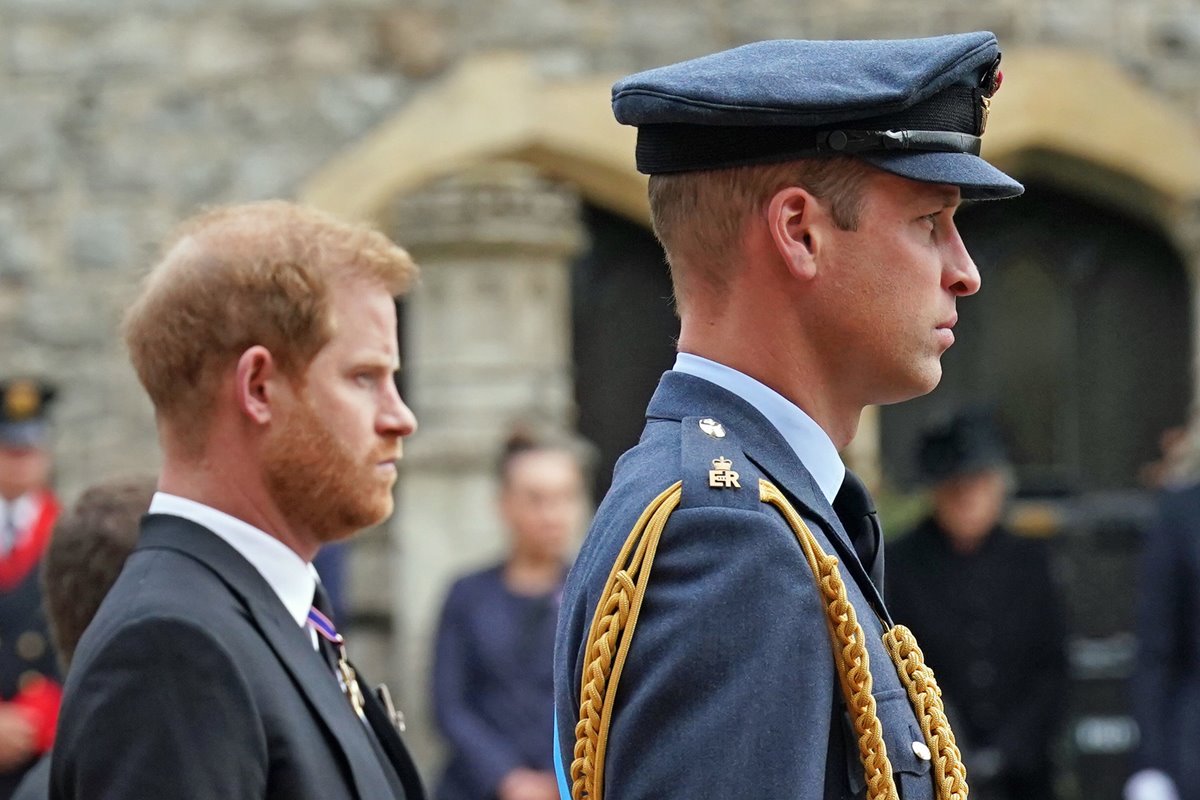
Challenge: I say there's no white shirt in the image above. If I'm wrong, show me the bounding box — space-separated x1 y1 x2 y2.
148 492 318 630
0 493 41 552
673 353 845 504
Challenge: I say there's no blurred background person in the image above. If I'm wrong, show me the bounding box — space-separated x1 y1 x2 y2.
313 543 350 626
886 409 1068 800
0 380 64 799
431 432 588 800
1125 425 1200 800
11 476 155 800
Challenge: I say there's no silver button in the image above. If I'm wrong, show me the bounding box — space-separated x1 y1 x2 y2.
698 418 726 438
912 741 932 761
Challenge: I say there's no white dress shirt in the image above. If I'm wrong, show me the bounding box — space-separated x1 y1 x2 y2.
673 352 845 504
148 492 318 630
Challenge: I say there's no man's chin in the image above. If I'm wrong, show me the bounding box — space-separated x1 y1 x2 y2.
874 363 943 406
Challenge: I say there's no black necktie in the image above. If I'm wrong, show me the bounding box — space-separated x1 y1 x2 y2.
832 470 885 591
310 584 343 675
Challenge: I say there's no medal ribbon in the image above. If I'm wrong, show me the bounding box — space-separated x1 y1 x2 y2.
307 606 366 717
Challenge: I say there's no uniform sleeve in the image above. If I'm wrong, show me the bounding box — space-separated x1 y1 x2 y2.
49 617 267 799
567 506 839 800
432 581 524 796
1130 492 1191 772
9 676 61 753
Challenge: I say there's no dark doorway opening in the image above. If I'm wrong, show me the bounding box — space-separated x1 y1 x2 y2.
571 204 678 499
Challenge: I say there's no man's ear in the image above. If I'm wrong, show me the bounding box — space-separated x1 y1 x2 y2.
234 346 279 426
767 186 821 281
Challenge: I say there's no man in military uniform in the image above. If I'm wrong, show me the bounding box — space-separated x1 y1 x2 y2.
0 380 62 799
553 33 1023 799
887 411 1068 800
11 476 156 800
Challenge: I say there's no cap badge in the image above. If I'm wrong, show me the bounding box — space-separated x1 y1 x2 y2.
698 418 726 438
979 54 1003 134
4 380 40 421
708 456 742 490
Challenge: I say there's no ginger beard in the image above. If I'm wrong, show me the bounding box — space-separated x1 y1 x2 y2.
262 390 396 545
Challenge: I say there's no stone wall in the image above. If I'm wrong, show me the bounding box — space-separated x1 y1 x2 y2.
0 0 420 499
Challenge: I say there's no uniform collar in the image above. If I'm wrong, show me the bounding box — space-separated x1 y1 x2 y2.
672 353 845 504
148 492 318 628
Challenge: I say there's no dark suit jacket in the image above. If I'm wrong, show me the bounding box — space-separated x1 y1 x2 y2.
49 514 425 800
553 372 934 800
9 756 46 800
1132 483 1200 800
887 518 1067 799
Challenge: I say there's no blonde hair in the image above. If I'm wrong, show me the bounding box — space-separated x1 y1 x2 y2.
648 157 873 308
123 201 416 450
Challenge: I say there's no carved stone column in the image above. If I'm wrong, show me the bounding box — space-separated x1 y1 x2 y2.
387 162 585 763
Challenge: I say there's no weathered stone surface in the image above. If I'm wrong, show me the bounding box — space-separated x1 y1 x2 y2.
0 93 63 191
0 207 46 281
376 8 454 78
183 20 275 81
68 210 136 272
315 73 407 137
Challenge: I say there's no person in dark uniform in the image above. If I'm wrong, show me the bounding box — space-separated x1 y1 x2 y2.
1126 473 1200 800
553 33 1024 800
50 202 425 800
432 433 587 800
11 476 156 800
886 411 1068 800
0 380 64 800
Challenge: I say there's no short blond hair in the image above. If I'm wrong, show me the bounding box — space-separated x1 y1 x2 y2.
648 157 872 308
123 201 416 447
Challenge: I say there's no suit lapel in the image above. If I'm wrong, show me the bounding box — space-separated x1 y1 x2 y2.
646 371 892 624
138 517 397 800
358 673 426 800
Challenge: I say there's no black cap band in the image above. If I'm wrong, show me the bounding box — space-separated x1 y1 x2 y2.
634 84 987 174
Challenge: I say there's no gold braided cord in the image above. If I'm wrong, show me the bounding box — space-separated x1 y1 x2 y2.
883 625 969 800
569 476 969 800
760 479 969 800
759 480 899 800
571 482 682 800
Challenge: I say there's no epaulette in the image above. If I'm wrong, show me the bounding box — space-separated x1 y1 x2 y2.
678 415 762 512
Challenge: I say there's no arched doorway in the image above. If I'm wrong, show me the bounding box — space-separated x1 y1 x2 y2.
571 204 677 498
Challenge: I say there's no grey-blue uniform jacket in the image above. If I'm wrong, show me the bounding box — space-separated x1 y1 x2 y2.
553 371 934 799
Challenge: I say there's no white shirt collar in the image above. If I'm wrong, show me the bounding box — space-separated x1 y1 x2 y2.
148 492 317 629
0 493 40 532
672 353 845 504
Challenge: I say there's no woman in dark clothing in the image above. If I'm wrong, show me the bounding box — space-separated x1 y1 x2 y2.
432 434 587 800
886 411 1068 800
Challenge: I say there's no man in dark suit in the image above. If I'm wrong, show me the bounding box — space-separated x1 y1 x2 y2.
50 201 426 800
553 33 1024 799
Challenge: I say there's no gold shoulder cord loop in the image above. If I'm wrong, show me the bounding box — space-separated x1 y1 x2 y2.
759 480 900 800
571 482 682 800
882 625 970 800
571 478 968 800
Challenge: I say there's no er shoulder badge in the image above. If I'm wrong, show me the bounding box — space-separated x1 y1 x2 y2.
708 456 741 489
